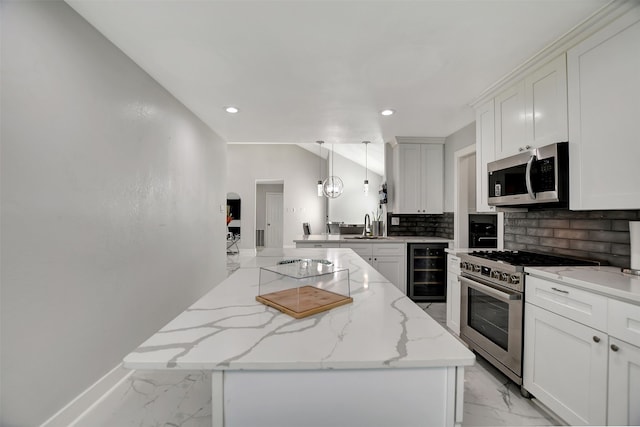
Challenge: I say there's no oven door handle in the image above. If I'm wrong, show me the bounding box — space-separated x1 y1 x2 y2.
460 276 522 302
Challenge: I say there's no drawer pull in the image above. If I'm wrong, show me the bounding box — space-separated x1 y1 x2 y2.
611 344 620 352
593 336 601 343
551 287 569 294
314 244 322 247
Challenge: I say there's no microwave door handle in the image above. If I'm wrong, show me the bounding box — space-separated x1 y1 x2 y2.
525 154 536 199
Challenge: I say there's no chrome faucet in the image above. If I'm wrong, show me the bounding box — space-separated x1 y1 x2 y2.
363 213 371 236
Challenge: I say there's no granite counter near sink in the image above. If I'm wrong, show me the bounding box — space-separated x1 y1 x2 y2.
293 234 452 245
294 235 452 294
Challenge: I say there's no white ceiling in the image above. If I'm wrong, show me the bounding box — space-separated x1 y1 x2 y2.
66 0 609 176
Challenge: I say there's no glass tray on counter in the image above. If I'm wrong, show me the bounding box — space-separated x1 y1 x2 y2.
256 259 351 319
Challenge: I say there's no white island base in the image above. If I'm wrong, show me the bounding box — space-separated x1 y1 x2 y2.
214 367 464 427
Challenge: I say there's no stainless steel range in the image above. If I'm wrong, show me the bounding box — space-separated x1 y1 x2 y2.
458 250 598 392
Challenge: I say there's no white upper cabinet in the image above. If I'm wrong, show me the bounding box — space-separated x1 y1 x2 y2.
494 81 527 158
524 54 568 148
495 54 568 159
475 100 497 213
393 140 444 214
568 9 640 210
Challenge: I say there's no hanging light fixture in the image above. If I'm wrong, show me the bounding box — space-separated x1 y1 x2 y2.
316 141 324 197
322 144 343 198
363 141 370 194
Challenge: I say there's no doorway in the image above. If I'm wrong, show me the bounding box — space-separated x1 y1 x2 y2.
266 192 284 248
453 145 476 248
453 146 503 249
255 181 284 249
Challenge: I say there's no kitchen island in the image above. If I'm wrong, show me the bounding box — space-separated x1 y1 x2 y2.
124 248 474 427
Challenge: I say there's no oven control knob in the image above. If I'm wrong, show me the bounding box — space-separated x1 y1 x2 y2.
510 275 521 285
491 270 501 279
501 272 509 282
473 264 481 272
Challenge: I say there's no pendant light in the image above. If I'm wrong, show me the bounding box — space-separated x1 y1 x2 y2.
322 144 343 198
363 141 370 194
316 141 324 197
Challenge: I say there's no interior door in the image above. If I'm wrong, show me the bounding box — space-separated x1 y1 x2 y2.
265 192 283 248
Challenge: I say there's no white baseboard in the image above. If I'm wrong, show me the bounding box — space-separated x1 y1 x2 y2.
40 363 133 427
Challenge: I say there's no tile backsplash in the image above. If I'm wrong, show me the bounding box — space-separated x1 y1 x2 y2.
386 212 454 239
504 209 639 268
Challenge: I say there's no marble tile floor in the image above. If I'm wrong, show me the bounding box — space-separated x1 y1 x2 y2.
418 303 560 427
76 270 560 426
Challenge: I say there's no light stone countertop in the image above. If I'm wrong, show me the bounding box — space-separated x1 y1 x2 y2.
294 234 452 244
124 248 474 371
525 265 640 305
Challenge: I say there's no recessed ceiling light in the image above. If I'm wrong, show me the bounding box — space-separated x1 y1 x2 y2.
225 106 239 114
380 109 395 116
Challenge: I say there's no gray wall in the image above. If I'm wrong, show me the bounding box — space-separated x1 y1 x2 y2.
444 122 475 212
1 2 228 425
227 144 327 248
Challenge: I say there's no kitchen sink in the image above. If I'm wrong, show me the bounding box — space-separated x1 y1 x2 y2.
343 236 388 240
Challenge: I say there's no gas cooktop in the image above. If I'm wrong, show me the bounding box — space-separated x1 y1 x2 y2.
467 250 600 267
459 250 600 293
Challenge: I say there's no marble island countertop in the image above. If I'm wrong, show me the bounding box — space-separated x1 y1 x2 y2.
124 248 474 371
525 265 640 305
294 234 452 244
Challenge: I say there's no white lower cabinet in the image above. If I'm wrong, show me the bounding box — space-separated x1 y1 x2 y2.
295 242 340 249
608 338 640 426
446 254 461 335
525 275 640 426
373 257 405 294
523 302 607 425
607 298 640 426
339 243 406 293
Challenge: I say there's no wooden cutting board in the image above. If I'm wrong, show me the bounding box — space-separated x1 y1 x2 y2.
256 285 353 319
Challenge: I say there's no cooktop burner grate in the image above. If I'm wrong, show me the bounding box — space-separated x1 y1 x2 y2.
468 250 600 267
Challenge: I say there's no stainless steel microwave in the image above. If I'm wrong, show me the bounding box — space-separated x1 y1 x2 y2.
487 142 569 207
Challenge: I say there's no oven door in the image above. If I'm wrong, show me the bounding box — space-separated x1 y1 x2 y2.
460 275 523 382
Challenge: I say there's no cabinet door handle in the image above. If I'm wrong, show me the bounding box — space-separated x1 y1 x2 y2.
611 344 620 352
593 336 600 343
551 287 569 294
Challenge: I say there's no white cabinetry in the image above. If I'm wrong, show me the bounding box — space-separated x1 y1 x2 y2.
494 54 567 159
475 100 496 213
524 302 607 425
607 299 640 426
393 141 444 214
608 338 640 426
494 81 527 158
339 242 406 293
524 54 568 149
445 254 461 335
567 9 640 210
295 242 340 249
524 274 640 426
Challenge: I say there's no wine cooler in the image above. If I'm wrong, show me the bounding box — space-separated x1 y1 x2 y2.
407 243 447 302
